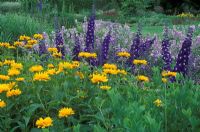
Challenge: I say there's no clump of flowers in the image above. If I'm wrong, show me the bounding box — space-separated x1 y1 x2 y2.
58 107 75 118
35 117 53 128
8 68 21 76
0 75 10 81
154 99 162 107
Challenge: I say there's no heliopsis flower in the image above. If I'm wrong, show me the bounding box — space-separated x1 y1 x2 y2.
47 64 54 68
8 68 21 76
33 72 50 81
103 69 118 75
46 69 56 75
48 48 58 53
35 117 53 128
0 84 10 93
6 89 22 97
0 100 6 108
162 71 177 77
72 61 80 68
162 78 167 83
19 35 31 41
133 59 147 65
58 107 75 118
8 46 16 49
78 52 97 58
154 99 162 107
3 59 15 65
29 65 43 72
33 34 43 40
27 39 38 45
14 41 23 47
52 52 62 58
137 75 149 82
11 63 23 70
103 64 117 70
15 77 25 82
91 73 108 84
0 75 10 81
118 69 127 75
100 85 111 90
117 52 131 58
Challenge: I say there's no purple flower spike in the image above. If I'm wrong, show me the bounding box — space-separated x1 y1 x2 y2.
162 26 172 71
72 35 81 61
39 39 47 56
173 26 194 76
100 31 111 65
55 31 65 59
84 10 95 52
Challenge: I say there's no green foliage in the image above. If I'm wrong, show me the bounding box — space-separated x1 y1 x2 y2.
0 13 52 42
0 2 21 13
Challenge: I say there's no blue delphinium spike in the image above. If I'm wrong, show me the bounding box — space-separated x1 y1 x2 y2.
162 26 172 71
84 6 95 52
173 26 194 76
55 31 65 59
139 37 155 56
100 31 111 65
72 35 81 61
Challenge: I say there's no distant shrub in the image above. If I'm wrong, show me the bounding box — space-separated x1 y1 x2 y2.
0 2 21 13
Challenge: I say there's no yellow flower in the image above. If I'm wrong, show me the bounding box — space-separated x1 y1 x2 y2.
19 35 31 41
11 63 23 70
162 78 167 83
46 69 56 75
48 48 58 53
3 59 15 65
100 85 111 90
33 34 43 40
14 41 23 47
72 61 80 68
78 52 97 58
137 75 149 82
75 71 84 79
91 73 108 84
0 100 6 108
154 99 162 107
117 52 130 58
47 64 54 68
29 65 43 72
8 46 16 49
103 64 117 70
0 42 10 47
6 89 22 97
0 75 10 81
117 69 127 75
36 117 53 128
8 68 21 76
8 82 16 89
27 39 38 45
103 69 118 75
58 107 75 118
15 77 25 82
52 52 62 58
33 72 50 81
133 60 147 65
162 71 177 77
0 84 10 93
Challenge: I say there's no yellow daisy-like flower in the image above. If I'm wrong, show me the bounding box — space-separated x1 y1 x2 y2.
154 99 162 107
0 75 10 81
33 72 50 81
27 39 38 45
58 107 75 118
117 69 127 75
3 59 15 65
162 78 167 83
48 48 58 53
6 89 22 97
52 52 62 58
0 100 6 108
15 77 25 82
133 59 147 65
72 61 80 68
0 84 10 93
91 73 108 84
137 75 149 82
117 52 131 58
8 46 16 49
47 64 54 69
78 52 97 58
162 71 177 77
35 117 53 128
33 34 43 40
19 35 31 41
103 63 117 70
46 69 56 75
75 71 84 79
11 63 23 70
8 68 21 76
103 69 119 75
14 41 23 47
100 85 111 90
29 65 43 72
